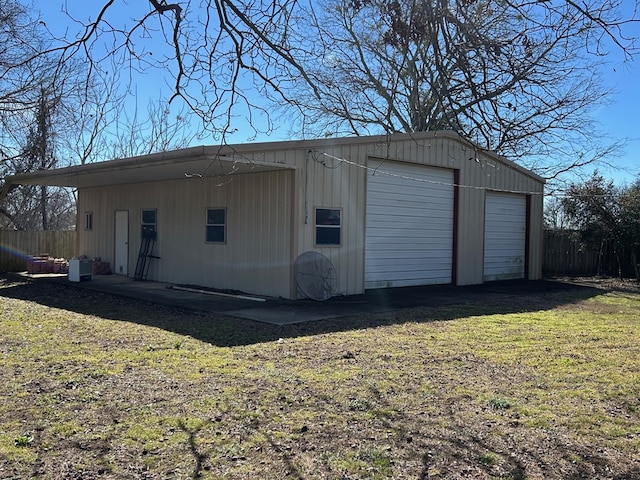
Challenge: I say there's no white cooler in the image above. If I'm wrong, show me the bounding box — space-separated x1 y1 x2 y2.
68 258 93 282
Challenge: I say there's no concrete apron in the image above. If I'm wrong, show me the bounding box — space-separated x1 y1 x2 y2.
16 273 388 325
14 273 580 326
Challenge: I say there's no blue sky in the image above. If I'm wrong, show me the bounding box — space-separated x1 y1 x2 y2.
37 1 639 186
593 60 640 185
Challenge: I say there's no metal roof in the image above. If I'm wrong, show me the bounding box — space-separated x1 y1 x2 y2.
1 132 544 201
2 145 295 192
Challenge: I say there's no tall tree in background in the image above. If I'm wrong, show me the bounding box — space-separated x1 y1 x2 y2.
0 0 638 190
0 0 198 229
1 86 77 230
0 0 74 229
562 172 640 279
562 173 623 277
0 0 50 152
618 180 640 279
274 0 633 184
16 0 638 159
20 90 57 230
105 98 197 159
543 197 572 230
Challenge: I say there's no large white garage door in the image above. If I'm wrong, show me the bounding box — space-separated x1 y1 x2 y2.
365 161 454 289
483 192 527 281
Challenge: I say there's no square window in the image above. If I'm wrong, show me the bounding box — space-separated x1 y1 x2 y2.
206 208 226 243
141 209 156 239
315 208 341 246
142 209 156 225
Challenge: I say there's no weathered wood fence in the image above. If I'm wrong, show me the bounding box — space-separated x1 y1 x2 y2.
1 229 636 278
543 230 636 278
0 231 76 272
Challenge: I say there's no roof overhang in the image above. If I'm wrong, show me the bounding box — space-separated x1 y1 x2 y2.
1 145 295 196
1 132 545 202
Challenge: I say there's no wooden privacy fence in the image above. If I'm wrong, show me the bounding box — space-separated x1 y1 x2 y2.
0 231 76 272
543 230 636 278
0 229 635 277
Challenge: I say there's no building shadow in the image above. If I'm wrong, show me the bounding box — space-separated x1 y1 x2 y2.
0 275 614 348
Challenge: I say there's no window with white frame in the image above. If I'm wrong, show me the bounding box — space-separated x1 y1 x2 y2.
315 208 341 246
141 209 156 239
206 208 226 243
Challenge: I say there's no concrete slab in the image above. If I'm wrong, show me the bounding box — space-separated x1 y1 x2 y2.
226 302 396 326
12 272 596 326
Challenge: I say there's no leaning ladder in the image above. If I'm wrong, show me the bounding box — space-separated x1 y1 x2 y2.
134 230 158 280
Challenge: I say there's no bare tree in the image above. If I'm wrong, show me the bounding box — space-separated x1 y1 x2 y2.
268 0 635 184
5 1 640 172
0 0 76 229
33 0 312 143
24 90 56 230
1 85 77 230
544 197 573 230
0 0 54 154
105 96 199 159
1 1 200 229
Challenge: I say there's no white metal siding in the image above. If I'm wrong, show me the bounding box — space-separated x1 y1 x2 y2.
79 170 293 298
365 161 454 288
483 193 526 281
71 132 544 298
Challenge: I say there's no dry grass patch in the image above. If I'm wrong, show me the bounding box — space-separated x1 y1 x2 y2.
0 276 639 479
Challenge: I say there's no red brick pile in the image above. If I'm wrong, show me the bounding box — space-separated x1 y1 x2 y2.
26 255 68 274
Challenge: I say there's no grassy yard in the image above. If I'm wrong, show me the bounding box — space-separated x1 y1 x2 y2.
0 276 639 479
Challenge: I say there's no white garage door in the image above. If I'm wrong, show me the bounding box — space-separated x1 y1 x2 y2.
365 161 454 289
483 192 527 281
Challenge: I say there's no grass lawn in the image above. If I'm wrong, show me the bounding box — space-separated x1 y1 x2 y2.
0 276 639 479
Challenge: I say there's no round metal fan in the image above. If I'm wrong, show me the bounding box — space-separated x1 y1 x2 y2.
294 251 338 301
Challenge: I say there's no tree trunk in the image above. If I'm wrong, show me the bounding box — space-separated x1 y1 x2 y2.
40 185 48 230
611 243 622 279
596 240 604 277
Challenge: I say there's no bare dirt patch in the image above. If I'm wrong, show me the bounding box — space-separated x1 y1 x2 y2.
548 275 640 293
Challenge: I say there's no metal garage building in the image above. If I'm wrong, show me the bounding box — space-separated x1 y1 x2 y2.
2 131 545 299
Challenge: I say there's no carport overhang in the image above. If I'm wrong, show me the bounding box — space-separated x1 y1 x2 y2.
1 145 295 199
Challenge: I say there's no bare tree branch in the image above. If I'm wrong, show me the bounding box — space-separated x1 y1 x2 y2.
266 0 636 185
3 0 638 186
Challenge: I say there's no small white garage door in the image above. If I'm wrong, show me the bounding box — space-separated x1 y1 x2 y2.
483 192 527 281
365 161 454 289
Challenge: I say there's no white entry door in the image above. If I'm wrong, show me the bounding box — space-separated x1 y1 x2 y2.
114 210 129 275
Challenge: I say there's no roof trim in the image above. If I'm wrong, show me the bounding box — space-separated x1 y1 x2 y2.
213 131 545 184
1 132 544 198
2 146 295 191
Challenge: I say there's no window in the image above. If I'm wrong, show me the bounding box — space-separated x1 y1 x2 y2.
84 212 93 231
315 208 341 246
206 208 226 243
141 209 156 239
